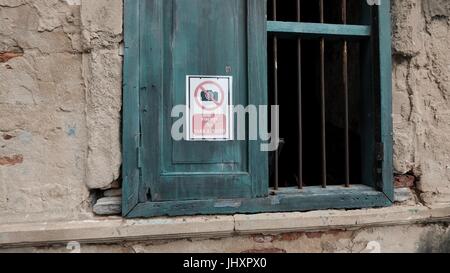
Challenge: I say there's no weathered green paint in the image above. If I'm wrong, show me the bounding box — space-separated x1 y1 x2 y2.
377 0 394 201
123 0 268 217
123 0 394 218
122 0 141 216
128 185 391 218
267 21 371 39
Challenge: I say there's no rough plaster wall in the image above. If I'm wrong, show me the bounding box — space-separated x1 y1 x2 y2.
81 0 122 190
392 0 450 204
2 223 450 253
0 0 123 224
1 0 450 226
0 0 90 223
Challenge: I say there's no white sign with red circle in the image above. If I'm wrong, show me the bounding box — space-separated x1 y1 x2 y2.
186 76 233 140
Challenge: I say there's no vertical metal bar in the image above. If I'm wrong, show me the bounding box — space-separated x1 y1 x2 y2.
342 0 350 187
319 0 327 188
273 0 279 190
297 0 303 189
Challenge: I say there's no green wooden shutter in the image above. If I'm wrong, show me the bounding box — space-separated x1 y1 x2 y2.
122 0 141 214
123 0 393 218
123 0 268 215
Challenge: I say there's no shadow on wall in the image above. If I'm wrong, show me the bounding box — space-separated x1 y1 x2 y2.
419 225 450 253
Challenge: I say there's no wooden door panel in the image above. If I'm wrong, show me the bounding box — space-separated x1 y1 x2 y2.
139 0 268 202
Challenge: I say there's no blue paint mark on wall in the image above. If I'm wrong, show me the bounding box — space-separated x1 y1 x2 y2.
67 126 77 137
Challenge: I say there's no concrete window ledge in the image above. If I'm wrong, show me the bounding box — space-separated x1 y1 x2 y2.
1 205 450 248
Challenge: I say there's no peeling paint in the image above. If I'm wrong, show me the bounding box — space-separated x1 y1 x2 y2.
270 196 281 205
214 200 242 208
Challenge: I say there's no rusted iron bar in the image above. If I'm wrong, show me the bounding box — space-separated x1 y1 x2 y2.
297 0 303 189
320 0 327 188
342 0 350 187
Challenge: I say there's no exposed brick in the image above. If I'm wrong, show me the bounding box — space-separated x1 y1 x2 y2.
275 230 347 242
305 232 324 239
277 232 304 241
2 134 15 140
0 52 23 63
279 231 326 239
395 175 416 188
252 235 274 243
241 248 287 254
0 155 24 166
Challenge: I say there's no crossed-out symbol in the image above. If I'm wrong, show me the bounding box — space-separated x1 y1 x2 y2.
194 80 225 111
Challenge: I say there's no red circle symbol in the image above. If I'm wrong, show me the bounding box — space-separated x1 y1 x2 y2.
194 81 225 111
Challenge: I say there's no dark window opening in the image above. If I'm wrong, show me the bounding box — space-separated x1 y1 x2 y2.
268 0 366 189
268 0 363 24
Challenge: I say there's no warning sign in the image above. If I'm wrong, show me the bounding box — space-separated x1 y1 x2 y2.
186 76 233 140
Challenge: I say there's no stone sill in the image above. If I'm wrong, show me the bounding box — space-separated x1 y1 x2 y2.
1 204 450 248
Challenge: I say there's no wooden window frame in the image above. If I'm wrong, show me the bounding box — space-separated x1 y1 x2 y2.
122 0 393 218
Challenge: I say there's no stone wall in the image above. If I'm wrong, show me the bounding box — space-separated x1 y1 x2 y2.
0 0 123 224
392 0 450 203
0 0 449 226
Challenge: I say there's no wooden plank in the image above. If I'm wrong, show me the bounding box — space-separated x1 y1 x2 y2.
267 21 371 38
248 0 269 198
127 186 392 218
139 0 163 202
378 0 394 201
122 0 141 216
136 0 268 203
